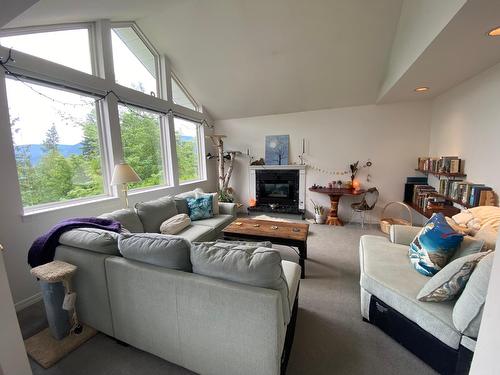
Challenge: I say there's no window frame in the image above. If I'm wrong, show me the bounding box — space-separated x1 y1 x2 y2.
0 22 98 76
117 102 171 192
171 72 200 112
0 20 208 215
5 76 112 212
174 115 206 185
110 21 163 99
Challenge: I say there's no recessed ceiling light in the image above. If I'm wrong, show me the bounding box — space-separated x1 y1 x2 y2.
487 27 500 36
414 87 429 92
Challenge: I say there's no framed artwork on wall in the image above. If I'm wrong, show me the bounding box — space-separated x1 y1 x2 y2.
265 135 289 165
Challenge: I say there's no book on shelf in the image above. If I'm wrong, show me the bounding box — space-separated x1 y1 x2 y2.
479 190 496 206
470 187 493 207
449 180 465 200
417 156 463 175
439 156 459 174
462 184 485 206
417 157 440 173
439 179 451 196
412 185 437 210
449 159 462 174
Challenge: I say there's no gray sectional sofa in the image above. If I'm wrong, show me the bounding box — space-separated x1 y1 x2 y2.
359 225 495 375
52 190 301 375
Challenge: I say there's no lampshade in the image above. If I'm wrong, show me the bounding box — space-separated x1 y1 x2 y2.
111 163 141 185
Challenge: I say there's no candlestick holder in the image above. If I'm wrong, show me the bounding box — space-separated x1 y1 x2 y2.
298 153 305 165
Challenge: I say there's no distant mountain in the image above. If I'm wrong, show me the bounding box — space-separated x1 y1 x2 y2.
180 135 195 142
15 143 83 165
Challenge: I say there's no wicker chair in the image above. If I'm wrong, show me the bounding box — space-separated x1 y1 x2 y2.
350 187 379 228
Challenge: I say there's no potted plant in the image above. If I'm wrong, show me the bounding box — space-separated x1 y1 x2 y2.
311 200 326 224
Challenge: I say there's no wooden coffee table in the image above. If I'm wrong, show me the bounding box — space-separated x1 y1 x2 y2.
222 218 309 279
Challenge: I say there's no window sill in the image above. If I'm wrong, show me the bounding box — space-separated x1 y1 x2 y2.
179 178 207 187
21 195 119 221
128 185 174 196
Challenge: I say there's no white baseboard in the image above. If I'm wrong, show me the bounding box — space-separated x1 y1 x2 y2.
15 292 42 312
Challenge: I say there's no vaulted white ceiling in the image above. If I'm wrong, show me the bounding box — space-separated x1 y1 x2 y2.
5 0 500 120
4 0 403 119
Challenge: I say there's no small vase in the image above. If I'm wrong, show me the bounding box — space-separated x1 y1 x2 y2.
315 214 326 224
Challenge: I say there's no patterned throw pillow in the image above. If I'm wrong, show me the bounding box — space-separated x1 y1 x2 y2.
186 196 213 221
417 251 492 302
409 213 464 276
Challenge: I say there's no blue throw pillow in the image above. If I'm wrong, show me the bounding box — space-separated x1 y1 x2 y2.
409 213 464 276
186 196 213 221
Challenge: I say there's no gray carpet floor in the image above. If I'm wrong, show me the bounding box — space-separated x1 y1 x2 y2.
17 223 437 375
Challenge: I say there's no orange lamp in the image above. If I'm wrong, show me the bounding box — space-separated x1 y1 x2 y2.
249 198 257 207
352 180 361 191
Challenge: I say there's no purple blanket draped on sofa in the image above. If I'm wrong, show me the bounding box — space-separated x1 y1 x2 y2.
28 217 122 268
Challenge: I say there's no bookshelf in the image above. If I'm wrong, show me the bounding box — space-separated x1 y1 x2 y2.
411 157 496 216
432 192 473 209
414 169 466 179
408 202 461 219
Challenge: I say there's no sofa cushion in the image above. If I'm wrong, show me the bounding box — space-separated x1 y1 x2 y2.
118 233 191 271
175 188 204 199
282 260 300 309
190 214 234 233
174 198 190 215
160 214 191 235
174 188 204 214
450 236 485 262
176 225 215 242
190 242 291 323
135 196 178 233
453 251 495 338
360 235 461 348
59 228 120 255
417 251 491 302
99 208 144 233
409 213 464 276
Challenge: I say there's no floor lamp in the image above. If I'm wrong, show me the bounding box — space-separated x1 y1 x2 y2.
111 163 141 208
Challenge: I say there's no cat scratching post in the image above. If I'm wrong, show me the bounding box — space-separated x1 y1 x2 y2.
31 260 78 339
27 260 96 369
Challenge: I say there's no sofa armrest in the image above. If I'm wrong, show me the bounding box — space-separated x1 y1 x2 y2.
218 202 237 217
390 225 422 245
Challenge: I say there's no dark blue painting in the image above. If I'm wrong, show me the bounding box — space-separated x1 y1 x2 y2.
265 135 289 165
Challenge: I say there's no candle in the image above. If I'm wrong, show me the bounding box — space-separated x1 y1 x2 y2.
246 148 250 156
302 138 305 154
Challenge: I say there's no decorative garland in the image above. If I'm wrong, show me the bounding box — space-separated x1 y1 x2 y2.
0 48 213 128
305 159 373 181
306 164 350 176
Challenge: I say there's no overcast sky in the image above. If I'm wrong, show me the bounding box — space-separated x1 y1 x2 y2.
1 28 195 146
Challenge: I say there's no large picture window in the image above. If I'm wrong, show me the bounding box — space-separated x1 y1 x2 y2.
6 79 105 208
119 105 165 189
174 117 202 183
2 21 207 212
112 26 158 96
0 27 93 74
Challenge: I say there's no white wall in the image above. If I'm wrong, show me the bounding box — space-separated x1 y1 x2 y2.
429 61 500 194
379 0 466 99
428 61 500 374
215 101 431 222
